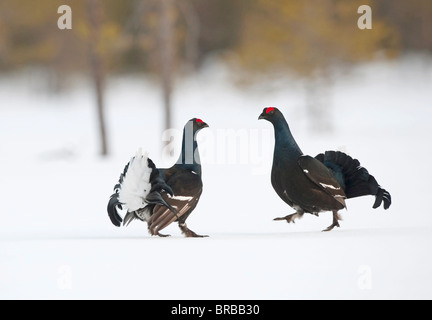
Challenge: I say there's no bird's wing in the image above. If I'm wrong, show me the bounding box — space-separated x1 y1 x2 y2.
147 170 202 234
298 155 346 208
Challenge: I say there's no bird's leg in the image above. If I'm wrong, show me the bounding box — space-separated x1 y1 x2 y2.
147 222 171 237
274 211 304 224
147 210 178 237
178 222 208 238
323 211 342 232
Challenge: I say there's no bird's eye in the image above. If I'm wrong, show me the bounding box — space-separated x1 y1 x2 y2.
266 107 275 114
196 119 204 125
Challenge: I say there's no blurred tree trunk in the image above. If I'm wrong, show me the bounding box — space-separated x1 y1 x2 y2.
159 0 175 135
177 0 200 70
86 0 108 156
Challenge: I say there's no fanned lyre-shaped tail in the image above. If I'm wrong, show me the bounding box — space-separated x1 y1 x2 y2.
107 149 176 227
315 151 391 210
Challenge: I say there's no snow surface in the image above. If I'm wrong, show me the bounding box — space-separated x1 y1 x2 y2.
1 56 432 300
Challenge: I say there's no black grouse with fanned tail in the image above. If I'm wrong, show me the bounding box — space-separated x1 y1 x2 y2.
107 118 209 237
259 107 391 231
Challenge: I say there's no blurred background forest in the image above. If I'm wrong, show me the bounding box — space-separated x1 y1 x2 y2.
0 0 431 156
2 1 432 300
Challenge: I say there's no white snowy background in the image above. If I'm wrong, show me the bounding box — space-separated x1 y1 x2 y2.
1 55 431 299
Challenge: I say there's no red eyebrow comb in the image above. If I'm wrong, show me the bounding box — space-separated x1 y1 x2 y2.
266 107 275 114
196 119 204 124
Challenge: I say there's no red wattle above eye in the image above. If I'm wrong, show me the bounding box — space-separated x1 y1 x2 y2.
266 107 275 114
196 119 204 124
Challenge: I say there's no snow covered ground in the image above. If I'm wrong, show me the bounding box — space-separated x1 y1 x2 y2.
1 55 432 300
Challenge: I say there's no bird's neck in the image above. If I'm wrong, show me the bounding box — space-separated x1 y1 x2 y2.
273 117 303 160
175 129 202 175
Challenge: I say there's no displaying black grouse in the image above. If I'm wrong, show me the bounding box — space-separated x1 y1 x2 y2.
108 118 209 237
259 107 391 231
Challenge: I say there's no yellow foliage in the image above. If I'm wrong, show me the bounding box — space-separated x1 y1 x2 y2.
234 0 399 78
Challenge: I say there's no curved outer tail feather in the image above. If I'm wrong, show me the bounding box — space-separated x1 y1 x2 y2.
107 193 123 227
107 149 176 227
315 151 391 210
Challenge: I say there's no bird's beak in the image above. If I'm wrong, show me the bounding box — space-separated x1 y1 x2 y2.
202 122 209 128
258 113 266 120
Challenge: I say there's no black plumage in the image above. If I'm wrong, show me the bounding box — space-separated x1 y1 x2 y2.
315 151 391 210
259 107 391 231
107 118 209 237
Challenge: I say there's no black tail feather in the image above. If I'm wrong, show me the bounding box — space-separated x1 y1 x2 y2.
107 193 123 227
146 191 177 215
123 211 136 226
315 151 391 210
373 185 392 210
123 206 151 226
150 178 174 197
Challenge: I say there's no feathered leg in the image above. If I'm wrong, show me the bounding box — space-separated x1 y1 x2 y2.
323 211 342 232
274 210 304 224
148 213 177 237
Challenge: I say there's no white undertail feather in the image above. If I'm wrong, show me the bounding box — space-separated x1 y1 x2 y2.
118 148 153 212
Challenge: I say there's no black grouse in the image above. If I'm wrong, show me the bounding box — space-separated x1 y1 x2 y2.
259 107 391 231
107 118 209 237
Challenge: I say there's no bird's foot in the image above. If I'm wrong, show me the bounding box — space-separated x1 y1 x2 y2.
274 212 303 224
274 215 296 223
322 211 342 232
179 223 208 238
153 231 171 237
322 221 340 232
148 227 171 237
